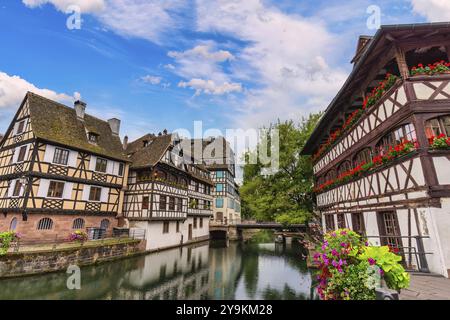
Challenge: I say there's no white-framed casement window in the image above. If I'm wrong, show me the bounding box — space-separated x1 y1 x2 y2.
15 120 26 135
47 181 65 198
118 163 125 177
89 186 102 202
11 180 23 197
53 147 70 165
95 157 108 173
16 145 28 163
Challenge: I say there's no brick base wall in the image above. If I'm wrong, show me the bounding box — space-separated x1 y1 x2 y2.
0 212 117 241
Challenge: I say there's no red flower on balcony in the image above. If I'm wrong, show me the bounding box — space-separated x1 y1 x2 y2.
411 61 450 76
314 140 417 193
313 74 399 163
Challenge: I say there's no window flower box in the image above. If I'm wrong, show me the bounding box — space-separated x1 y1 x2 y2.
314 140 417 193
429 134 450 150
313 74 399 163
411 61 450 77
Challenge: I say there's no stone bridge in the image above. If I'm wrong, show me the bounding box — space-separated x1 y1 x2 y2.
209 220 308 241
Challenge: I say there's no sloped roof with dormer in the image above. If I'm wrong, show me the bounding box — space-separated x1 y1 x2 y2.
125 133 173 169
26 92 128 161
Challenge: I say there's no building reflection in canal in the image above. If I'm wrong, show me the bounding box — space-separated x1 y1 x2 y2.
0 240 316 300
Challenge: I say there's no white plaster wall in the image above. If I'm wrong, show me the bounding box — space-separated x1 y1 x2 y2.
426 201 450 277
363 211 381 246
132 221 182 251
433 157 450 185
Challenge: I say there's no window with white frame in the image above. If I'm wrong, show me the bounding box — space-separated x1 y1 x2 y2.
47 181 65 198
53 148 69 165
12 180 23 197
16 146 27 163
89 186 102 202
95 158 108 173
16 120 25 135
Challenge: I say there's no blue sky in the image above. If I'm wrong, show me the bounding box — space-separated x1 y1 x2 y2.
0 0 444 141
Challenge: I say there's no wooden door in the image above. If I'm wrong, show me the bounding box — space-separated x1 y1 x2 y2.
188 224 193 241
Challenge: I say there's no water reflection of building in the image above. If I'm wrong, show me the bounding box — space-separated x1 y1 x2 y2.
208 241 243 299
117 243 210 300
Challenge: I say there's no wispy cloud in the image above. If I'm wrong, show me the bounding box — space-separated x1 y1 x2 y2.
141 75 162 85
22 0 105 13
410 0 450 21
0 71 77 110
178 78 242 96
195 0 348 128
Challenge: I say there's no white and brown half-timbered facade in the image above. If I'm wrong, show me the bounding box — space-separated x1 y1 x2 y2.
182 137 241 225
302 23 450 278
123 132 213 251
0 92 129 240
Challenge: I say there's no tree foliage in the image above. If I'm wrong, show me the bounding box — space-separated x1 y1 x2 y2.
240 113 322 224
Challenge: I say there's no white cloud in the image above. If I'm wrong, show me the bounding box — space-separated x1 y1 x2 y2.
411 0 450 21
23 0 187 44
168 45 234 62
96 0 187 44
164 64 176 70
178 79 242 96
195 0 348 129
22 0 105 13
167 41 235 85
0 71 77 110
141 75 162 85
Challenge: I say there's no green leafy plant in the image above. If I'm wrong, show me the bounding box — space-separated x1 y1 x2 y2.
411 61 450 76
0 231 20 255
357 246 410 290
314 229 410 300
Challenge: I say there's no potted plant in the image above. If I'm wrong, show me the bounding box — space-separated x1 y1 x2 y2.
68 230 88 242
313 229 410 300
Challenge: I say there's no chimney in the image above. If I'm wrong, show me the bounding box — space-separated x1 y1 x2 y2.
108 118 121 136
74 100 86 120
123 135 128 150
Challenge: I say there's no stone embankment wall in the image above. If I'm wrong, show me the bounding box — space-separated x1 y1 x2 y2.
0 239 145 278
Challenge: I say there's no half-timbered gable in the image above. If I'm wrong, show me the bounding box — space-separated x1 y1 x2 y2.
124 132 212 251
302 23 450 278
124 132 191 222
0 92 129 239
180 137 241 224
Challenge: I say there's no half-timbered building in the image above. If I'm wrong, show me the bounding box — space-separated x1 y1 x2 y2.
123 132 213 251
183 136 241 224
0 92 129 240
302 23 450 278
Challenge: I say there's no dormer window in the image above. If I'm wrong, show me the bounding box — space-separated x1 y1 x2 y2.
143 140 150 147
88 132 99 144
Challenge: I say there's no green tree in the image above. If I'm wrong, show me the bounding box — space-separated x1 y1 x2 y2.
240 113 322 224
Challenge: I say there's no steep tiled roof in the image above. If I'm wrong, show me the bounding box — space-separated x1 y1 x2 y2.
27 92 128 161
125 133 172 169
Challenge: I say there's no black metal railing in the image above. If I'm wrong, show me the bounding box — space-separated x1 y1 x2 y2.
366 235 432 273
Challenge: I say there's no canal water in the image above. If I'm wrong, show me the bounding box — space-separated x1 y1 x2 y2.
0 236 317 300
